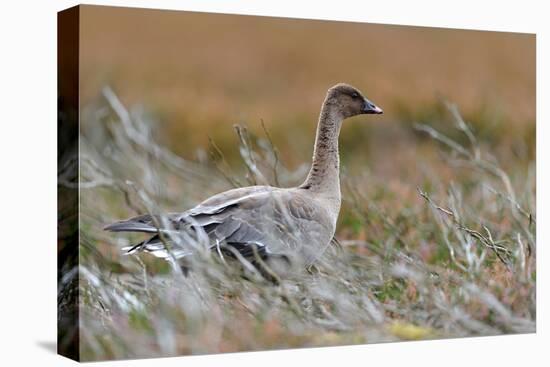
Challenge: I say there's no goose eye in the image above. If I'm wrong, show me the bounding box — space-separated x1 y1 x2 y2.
351 93 359 99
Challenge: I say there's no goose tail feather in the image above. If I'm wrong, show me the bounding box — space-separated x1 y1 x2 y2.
103 221 158 233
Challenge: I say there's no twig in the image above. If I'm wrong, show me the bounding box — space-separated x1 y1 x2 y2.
260 119 281 187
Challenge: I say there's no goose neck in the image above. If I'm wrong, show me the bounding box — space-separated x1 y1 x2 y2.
301 102 343 197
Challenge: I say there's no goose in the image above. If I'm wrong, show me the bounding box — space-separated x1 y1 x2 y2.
104 83 383 275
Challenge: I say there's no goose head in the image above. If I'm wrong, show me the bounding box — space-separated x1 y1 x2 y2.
326 83 383 119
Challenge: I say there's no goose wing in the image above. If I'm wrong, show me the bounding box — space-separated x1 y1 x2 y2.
103 185 274 234
193 188 334 263
105 186 333 264
104 185 281 259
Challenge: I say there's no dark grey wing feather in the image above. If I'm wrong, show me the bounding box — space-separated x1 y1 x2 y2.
103 213 181 233
103 221 157 233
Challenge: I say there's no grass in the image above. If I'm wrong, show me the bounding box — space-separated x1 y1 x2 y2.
69 89 535 361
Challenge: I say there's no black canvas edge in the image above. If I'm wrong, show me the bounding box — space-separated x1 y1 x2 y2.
57 4 80 362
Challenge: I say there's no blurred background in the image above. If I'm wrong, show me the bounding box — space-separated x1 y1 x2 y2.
80 5 535 180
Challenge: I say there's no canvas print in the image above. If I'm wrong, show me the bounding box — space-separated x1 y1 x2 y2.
58 5 536 362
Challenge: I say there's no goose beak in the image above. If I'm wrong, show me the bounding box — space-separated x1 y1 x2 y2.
363 98 383 114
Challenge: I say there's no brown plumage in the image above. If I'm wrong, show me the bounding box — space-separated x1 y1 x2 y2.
104 83 382 272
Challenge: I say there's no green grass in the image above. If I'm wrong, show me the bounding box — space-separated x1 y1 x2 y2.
70 90 535 361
